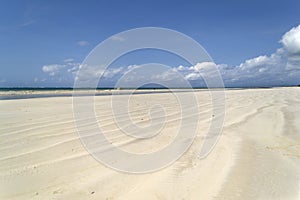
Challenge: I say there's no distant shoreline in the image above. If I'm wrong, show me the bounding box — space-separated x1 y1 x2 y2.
0 86 294 90
0 86 298 100
0 88 205 100
0 85 299 91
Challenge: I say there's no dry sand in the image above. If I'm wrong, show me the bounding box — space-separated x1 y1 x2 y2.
0 88 300 199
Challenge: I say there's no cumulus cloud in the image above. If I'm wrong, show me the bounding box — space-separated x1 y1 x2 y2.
77 41 90 46
222 25 298 86
281 25 300 55
189 62 216 72
150 68 179 82
217 46 300 86
147 32 299 87
42 64 66 76
73 65 127 85
185 72 201 81
103 67 124 78
42 24 300 87
280 24 300 70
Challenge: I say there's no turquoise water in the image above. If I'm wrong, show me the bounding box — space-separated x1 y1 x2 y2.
0 87 193 100
0 87 274 100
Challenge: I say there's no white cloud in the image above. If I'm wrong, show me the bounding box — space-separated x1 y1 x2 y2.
67 65 80 73
77 41 90 46
110 35 125 42
239 50 283 72
74 65 125 83
286 56 300 70
189 62 216 72
103 67 124 78
239 55 269 70
127 65 142 71
176 65 186 71
217 48 298 86
42 64 66 76
151 68 179 81
281 24 300 55
41 24 300 87
64 58 75 63
280 25 300 70
185 72 201 81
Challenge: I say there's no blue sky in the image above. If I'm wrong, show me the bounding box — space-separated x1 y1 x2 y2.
0 0 300 87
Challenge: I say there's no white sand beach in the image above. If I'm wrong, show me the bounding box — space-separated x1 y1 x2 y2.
0 88 300 199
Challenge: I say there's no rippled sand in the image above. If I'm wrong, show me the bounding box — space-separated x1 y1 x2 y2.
0 88 300 199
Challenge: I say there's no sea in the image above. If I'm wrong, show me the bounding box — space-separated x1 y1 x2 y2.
0 87 199 100
0 87 275 100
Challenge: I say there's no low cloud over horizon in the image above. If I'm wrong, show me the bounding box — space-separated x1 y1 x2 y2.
40 24 300 88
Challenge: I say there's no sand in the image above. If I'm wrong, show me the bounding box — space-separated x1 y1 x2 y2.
0 88 300 199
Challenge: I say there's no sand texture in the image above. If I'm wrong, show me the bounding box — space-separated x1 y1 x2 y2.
0 88 300 199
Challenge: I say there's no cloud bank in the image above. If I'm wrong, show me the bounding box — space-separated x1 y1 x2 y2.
42 25 300 87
